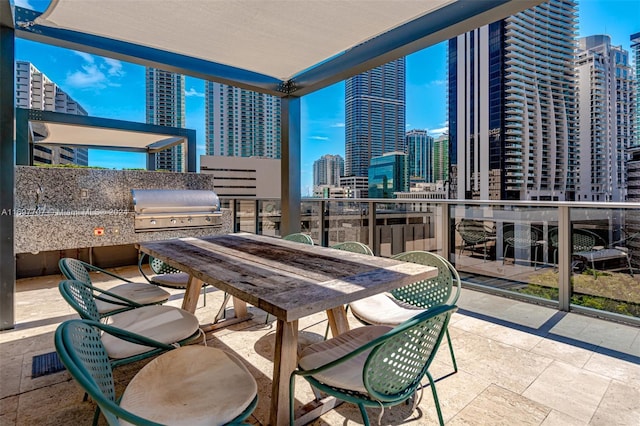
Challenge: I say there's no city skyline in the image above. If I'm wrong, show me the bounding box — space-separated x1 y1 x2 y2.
12 0 640 196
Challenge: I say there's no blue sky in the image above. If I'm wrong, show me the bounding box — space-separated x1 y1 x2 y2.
13 0 640 196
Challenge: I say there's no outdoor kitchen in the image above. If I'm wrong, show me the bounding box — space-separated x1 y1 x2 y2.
14 166 232 276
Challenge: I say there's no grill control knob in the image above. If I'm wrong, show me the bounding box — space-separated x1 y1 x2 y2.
170 218 177 224
187 217 193 223
150 219 157 225
205 216 211 222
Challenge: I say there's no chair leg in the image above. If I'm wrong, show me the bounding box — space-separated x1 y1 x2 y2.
426 372 445 426
202 285 206 307
357 403 371 426
445 328 458 373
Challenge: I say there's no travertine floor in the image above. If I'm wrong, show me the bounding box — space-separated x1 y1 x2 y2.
1 265 639 425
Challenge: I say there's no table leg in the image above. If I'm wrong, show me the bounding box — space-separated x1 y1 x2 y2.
326 306 350 338
270 319 298 426
181 276 204 313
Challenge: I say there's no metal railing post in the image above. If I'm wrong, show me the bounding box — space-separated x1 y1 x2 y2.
558 205 571 311
254 199 260 235
368 201 377 255
441 202 451 261
320 200 327 246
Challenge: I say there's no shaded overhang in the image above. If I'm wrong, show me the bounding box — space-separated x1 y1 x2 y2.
14 0 544 97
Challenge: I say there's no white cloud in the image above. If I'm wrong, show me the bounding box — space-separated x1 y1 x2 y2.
310 136 329 141
330 122 345 128
103 58 124 77
185 88 205 97
13 0 34 8
425 79 446 88
429 126 449 136
73 51 95 64
66 65 108 89
65 53 125 90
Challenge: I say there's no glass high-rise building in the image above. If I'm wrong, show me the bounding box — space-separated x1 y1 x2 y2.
15 61 88 166
205 82 281 158
448 0 578 201
368 151 409 199
433 134 450 183
345 58 406 178
406 129 434 183
576 35 635 202
146 68 185 172
632 32 640 148
313 154 344 188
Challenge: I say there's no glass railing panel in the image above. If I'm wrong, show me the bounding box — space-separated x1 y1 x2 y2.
569 207 640 319
320 200 371 248
450 203 560 303
375 201 443 258
301 200 320 244
257 199 281 237
235 200 257 233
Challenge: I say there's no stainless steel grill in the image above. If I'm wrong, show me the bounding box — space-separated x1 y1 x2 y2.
131 189 222 232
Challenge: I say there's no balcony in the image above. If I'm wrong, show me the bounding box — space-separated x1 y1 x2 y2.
3 255 639 425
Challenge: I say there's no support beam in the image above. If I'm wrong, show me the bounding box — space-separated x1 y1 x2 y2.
0 0 15 330
186 128 196 173
280 97 301 236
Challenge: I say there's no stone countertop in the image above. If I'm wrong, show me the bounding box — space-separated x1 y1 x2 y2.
15 210 233 254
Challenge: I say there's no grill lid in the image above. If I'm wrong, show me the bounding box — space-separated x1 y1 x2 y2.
132 189 220 214
131 189 222 231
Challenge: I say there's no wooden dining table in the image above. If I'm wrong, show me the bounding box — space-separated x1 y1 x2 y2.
138 232 438 426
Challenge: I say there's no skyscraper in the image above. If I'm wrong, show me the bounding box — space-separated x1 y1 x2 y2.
576 35 635 202
145 68 185 171
205 82 281 158
15 61 88 166
313 154 344 188
368 151 409 199
448 0 578 201
433 134 450 183
345 58 406 178
406 129 433 183
632 32 640 147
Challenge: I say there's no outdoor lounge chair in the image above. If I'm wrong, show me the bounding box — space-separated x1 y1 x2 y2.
58 279 203 367
290 304 457 426
502 226 544 269
55 319 257 426
456 219 495 261
349 251 460 374
59 258 170 316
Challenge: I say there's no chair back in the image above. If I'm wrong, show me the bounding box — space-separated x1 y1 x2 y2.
149 255 182 275
364 305 456 402
282 233 314 245
59 280 101 321
390 251 461 308
504 227 540 248
456 219 492 244
330 241 374 255
55 320 146 426
59 258 92 285
572 229 598 252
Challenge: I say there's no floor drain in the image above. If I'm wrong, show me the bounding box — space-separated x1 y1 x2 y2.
31 352 65 378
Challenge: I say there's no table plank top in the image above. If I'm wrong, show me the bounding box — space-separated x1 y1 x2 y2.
139 233 437 322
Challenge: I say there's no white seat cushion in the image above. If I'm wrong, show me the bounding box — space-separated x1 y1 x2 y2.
102 306 200 359
94 283 170 314
298 325 391 394
120 346 257 426
152 272 191 288
350 293 426 326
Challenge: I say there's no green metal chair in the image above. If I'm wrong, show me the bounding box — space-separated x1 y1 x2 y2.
58 279 203 368
282 233 314 245
55 319 258 426
138 253 211 307
290 304 457 426
349 251 460 374
330 241 374 255
59 258 170 316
